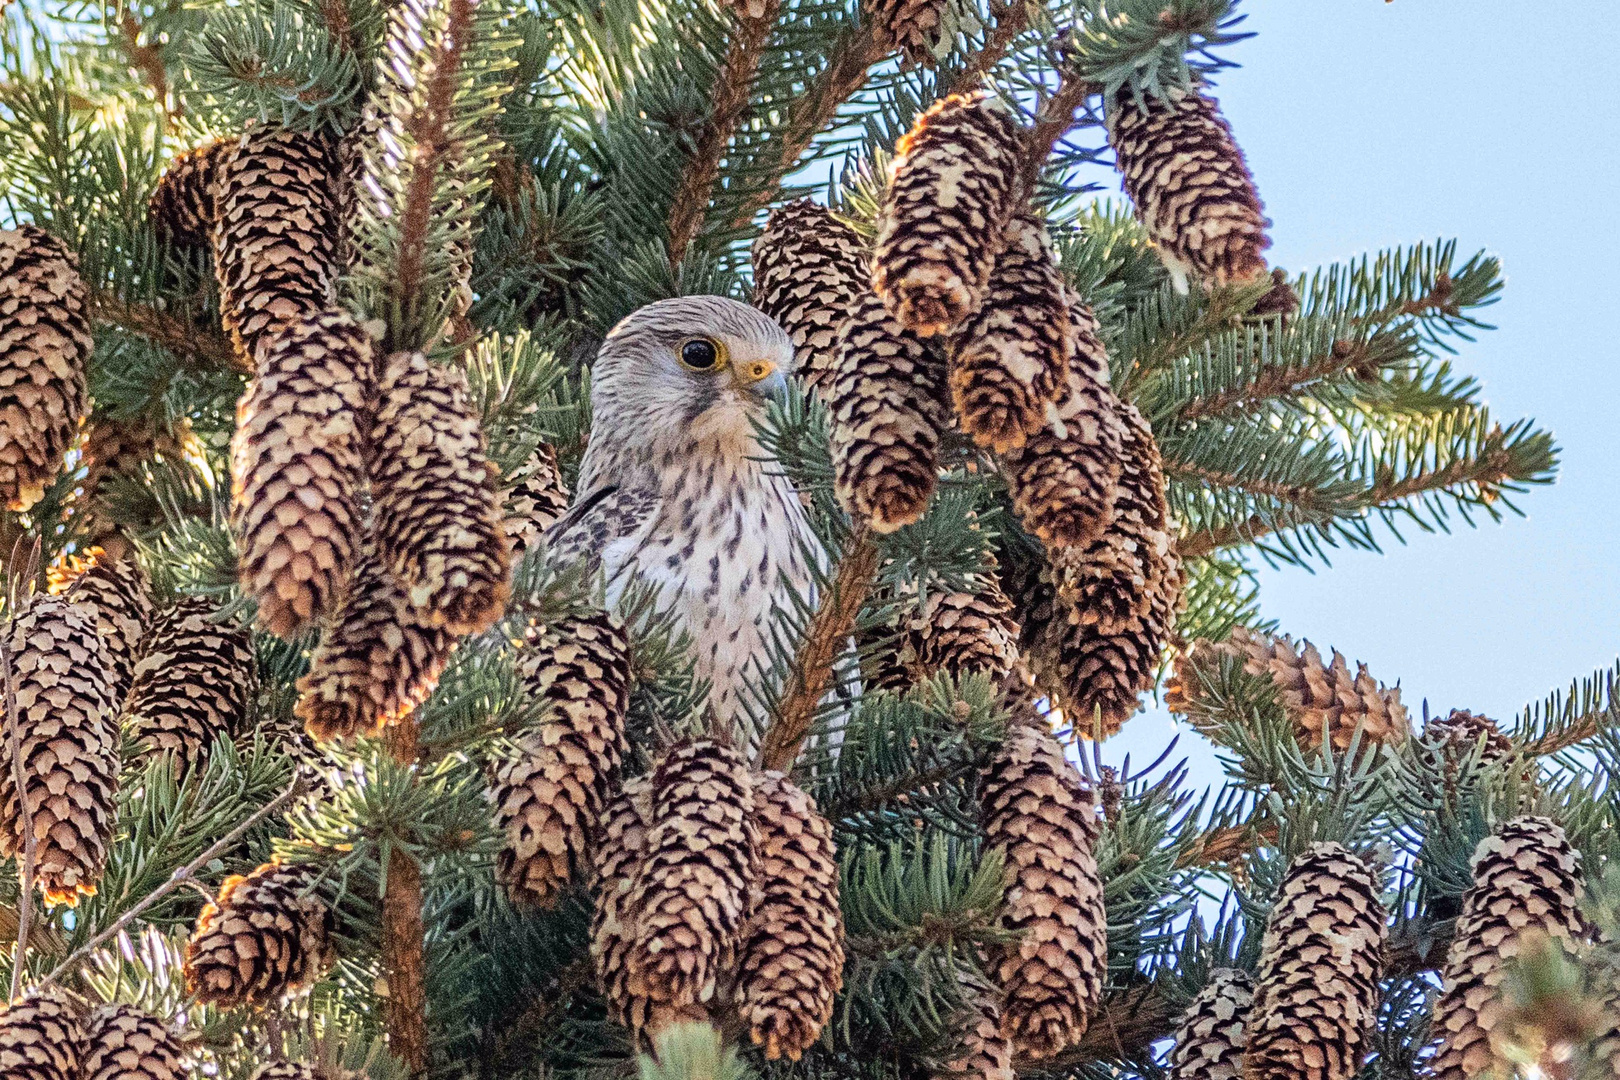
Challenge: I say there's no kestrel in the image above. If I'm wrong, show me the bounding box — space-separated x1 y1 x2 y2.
547 296 823 742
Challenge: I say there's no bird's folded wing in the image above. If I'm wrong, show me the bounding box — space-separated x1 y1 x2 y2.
543 483 662 581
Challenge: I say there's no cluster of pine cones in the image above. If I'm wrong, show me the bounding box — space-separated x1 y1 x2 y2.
0 557 253 910
1164 816 1608 1080
752 89 1207 735
148 126 518 743
0 990 187 1080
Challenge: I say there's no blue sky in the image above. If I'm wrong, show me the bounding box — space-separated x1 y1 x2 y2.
1105 0 1620 775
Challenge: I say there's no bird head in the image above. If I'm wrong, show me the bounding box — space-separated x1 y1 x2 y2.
585 296 794 471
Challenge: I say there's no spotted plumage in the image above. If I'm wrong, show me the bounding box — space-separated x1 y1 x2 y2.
547 296 822 742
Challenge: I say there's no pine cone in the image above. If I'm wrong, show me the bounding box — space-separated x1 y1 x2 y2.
827 290 947 532
1424 709 1511 764
83 1004 185 1080
1022 406 1183 737
997 294 1127 549
1429 817 1587 1080
212 127 340 365
590 774 656 1033
1167 968 1252 1080
0 987 85 1080
1107 84 1269 290
504 442 571 562
937 971 1012 1080
735 771 844 1061
184 859 333 1007
1220 627 1410 753
626 739 759 1028
0 226 93 512
232 309 374 637
979 720 1106 1058
294 544 456 741
0 595 118 905
905 575 1021 685
948 213 1070 453
249 1067 318 1080
868 0 946 66
1244 843 1386 1080
873 93 1024 337
64 555 154 711
492 611 631 907
124 598 255 771
371 350 511 635
75 416 192 555
751 199 869 397
150 140 229 249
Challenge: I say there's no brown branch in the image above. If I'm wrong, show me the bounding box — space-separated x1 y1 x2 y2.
389 0 475 348
947 0 1028 96
757 526 879 773
381 720 430 1077
117 12 175 123
1174 445 1519 561
1176 338 1380 422
1166 461 1339 507
722 21 886 235
1019 71 1096 195
665 4 780 266
90 289 246 374
1173 816 1277 870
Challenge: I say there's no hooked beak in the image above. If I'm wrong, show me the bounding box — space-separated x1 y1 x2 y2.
733 357 788 403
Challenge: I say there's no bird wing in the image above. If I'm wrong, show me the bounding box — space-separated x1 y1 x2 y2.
543 483 663 584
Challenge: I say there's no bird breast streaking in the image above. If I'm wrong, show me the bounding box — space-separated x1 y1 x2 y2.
546 295 823 746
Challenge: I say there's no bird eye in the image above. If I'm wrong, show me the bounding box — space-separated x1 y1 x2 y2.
679 337 725 372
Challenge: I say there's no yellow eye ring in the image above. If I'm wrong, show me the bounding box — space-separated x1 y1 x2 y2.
678 336 728 373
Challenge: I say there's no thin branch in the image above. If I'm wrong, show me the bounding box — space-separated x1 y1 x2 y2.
665 4 780 265
946 0 1028 95
117 11 176 124
1165 460 1340 507
4 614 34 1001
758 526 879 773
1019 71 1096 194
90 289 246 374
1175 338 1381 422
722 21 886 234
39 780 303 988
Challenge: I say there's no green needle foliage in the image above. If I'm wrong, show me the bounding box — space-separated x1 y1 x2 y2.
0 2 1607 1080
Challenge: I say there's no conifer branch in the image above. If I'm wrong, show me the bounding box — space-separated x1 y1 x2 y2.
723 21 885 233
380 720 430 1076
390 0 476 340
948 0 1029 94
1175 338 1380 421
1019 70 1096 191
117 11 176 122
1166 461 1336 506
666 5 779 265
90 289 246 374
758 526 878 773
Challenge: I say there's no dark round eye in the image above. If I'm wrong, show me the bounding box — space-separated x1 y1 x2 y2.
680 337 721 371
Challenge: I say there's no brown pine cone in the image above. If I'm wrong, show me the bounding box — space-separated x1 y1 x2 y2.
1424 708 1511 764
371 351 511 635
868 0 947 66
212 127 340 365
504 442 571 562
949 213 1070 453
904 575 1021 685
625 739 759 1029
937 971 1012 1080
1021 406 1182 737
590 774 657 1033
734 771 844 1061
1167 968 1252 1080
872 93 1024 337
249 1067 319 1080
0 226 93 512
124 598 255 771
294 543 456 741
1429 817 1587 1080
827 290 947 532
1205 627 1409 753
752 199 869 398
1244 843 1386 1080
997 294 1127 549
0 595 119 905
492 611 631 908
979 720 1106 1058
150 140 229 249
74 415 193 556
184 859 333 1007
232 309 374 637
1107 84 1269 290
64 555 154 711
0 987 86 1080
82 1004 185 1080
